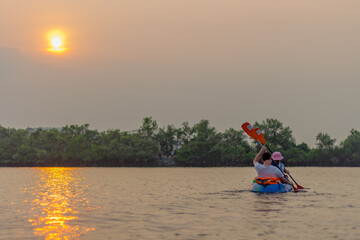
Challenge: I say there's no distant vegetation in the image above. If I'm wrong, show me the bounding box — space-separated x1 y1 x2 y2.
0 117 359 167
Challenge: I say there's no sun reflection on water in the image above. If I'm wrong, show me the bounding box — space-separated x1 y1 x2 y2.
28 168 95 239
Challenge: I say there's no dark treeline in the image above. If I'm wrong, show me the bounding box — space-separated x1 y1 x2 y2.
0 118 359 167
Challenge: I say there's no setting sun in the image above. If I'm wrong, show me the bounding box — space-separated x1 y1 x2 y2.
47 30 67 53
51 37 62 48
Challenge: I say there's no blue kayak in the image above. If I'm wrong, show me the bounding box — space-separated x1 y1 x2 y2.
249 182 293 193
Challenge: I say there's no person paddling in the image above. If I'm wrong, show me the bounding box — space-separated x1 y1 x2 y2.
271 151 290 174
253 147 293 186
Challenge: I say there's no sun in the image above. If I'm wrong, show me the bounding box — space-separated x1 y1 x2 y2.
51 37 62 48
47 30 67 53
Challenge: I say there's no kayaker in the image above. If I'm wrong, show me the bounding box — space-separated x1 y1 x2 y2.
253 147 293 186
271 151 290 174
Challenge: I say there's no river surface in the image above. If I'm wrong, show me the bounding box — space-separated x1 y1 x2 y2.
0 167 359 240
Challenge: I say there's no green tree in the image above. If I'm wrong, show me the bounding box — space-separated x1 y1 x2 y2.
314 132 338 166
176 122 194 146
283 147 308 166
316 133 336 150
95 130 159 166
254 118 295 150
339 129 360 166
215 128 254 166
156 125 177 156
296 142 310 153
9 129 28 163
177 120 221 166
122 134 159 164
57 124 100 165
0 126 15 162
139 117 158 139
28 128 60 164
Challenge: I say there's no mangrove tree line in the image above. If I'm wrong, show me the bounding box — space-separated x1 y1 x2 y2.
0 118 359 167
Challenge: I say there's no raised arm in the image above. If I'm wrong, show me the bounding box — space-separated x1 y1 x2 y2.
253 147 267 165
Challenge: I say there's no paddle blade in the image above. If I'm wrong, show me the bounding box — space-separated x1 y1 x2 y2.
293 186 299 192
241 122 256 139
296 184 304 189
254 128 266 144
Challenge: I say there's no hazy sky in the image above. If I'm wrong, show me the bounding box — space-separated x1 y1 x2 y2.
1 0 360 146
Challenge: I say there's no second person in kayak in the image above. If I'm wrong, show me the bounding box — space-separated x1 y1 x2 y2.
271 151 290 174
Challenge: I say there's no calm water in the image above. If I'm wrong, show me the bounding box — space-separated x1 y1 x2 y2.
0 167 359 240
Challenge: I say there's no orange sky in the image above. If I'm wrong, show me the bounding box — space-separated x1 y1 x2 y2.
1 0 360 145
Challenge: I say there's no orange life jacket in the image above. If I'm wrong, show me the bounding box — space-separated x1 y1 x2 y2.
254 177 281 185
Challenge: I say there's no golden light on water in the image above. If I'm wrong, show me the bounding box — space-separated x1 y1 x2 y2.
47 30 67 53
28 168 94 239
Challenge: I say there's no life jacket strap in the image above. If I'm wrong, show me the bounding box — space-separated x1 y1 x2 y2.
254 177 281 185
